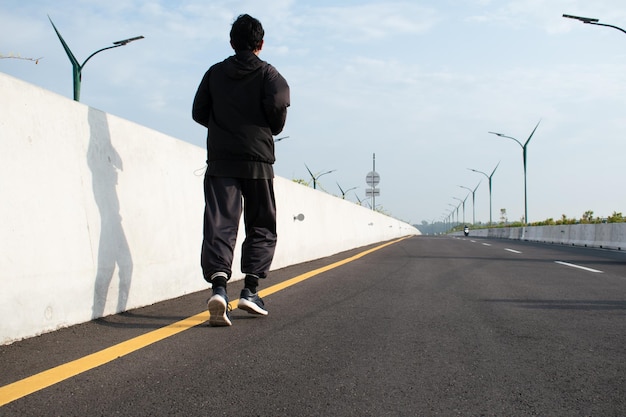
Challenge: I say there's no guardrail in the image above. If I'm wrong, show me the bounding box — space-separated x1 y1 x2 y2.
451 224 626 251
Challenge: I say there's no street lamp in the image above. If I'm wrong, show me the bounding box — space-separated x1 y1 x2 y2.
563 14 626 35
49 16 144 101
459 182 481 225
444 208 455 232
337 183 357 200
468 161 500 225
448 203 458 227
442 211 451 232
488 120 540 225
355 194 366 207
304 164 336 190
453 195 469 225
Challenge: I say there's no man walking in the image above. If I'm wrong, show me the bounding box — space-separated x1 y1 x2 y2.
192 14 290 326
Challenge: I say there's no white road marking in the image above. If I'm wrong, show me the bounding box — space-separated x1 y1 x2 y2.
555 261 603 274
504 248 522 254
481 243 491 246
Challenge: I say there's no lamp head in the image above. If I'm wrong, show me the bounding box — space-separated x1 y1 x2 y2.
563 14 599 24
113 36 144 46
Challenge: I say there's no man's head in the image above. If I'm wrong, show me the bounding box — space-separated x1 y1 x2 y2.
230 14 264 53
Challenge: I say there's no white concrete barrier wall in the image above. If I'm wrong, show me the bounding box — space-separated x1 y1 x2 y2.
0 73 418 345
453 224 625 250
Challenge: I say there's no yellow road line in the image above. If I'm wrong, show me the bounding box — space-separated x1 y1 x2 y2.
0 236 409 407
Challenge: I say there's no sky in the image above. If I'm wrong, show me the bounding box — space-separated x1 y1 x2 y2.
2 0 626 226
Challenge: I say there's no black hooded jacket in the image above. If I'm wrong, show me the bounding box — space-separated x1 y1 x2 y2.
192 50 290 179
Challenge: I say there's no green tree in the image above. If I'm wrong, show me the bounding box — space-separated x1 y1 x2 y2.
582 210 594 224
607 211 625 223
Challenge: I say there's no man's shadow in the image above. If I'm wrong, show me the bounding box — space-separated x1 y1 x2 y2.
87 108 133 319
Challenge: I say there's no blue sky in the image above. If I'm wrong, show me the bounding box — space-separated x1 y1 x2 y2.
2 0 625 225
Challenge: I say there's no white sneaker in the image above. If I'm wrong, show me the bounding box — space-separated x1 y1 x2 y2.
208 287 232 326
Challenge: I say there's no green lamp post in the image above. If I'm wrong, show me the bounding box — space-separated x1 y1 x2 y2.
453 195 469 225
468 161 500 225
459 182 481 225
304 164 336 190
489 120 540 225
49 16 144 101
337 183 357 200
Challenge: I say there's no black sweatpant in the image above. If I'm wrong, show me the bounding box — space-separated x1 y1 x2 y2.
201 175 277 284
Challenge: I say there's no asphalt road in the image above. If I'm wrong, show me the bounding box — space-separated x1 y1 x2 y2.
1 236 625 416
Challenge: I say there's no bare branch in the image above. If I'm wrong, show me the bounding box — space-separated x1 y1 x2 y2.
0 53 43 64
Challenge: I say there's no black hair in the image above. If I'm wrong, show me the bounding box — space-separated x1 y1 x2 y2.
230 14 264 51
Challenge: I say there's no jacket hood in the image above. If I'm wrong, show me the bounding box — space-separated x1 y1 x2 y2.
223 51 265 79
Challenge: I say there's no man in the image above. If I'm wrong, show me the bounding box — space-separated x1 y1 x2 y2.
192 14 290 327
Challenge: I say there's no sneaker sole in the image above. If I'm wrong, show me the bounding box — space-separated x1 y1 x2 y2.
208 296 232 326
238 298 268 316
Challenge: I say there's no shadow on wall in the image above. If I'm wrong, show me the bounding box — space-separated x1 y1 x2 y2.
87 107 133 319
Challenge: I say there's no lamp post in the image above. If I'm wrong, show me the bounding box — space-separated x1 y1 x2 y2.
448 203 458 228
453 195 469 225
49 16 144 102
304 164 336 190
468 161 500 225
445 208 455 232
563 14 626 35
443 211 451 232
488 120 540 225
459 182 481 225
337 183 357 200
